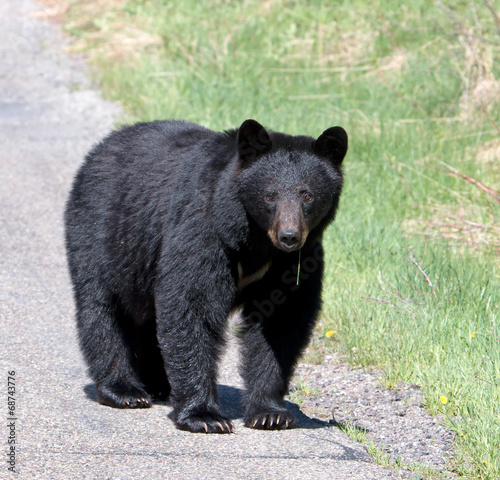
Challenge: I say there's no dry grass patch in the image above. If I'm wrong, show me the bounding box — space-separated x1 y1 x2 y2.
66 22 163 61
66 1 163 61
366 50 408 78
321 26 377 67
476 139 500 170
275 19 377 74
31 0 72 22
453 23 500 121
403 203 500 258
35 0 163 61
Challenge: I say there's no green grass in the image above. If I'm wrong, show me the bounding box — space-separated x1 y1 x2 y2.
289 381 320 407
60 0 499 477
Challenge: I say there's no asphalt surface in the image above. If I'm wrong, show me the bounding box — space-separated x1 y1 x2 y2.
0 1 404 478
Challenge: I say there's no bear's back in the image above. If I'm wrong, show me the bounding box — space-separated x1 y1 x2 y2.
65 120 240 296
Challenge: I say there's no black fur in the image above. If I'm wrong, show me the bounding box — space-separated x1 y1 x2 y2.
64 119 347 433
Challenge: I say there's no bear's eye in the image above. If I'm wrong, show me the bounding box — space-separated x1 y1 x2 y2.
266 193 276 202
302 192 313 202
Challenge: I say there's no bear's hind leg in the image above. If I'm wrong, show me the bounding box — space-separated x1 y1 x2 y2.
76 298 152 409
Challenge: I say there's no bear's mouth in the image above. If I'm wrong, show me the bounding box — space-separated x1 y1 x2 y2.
277 243 302 252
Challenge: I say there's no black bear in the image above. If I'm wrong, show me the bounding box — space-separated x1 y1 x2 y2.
65 119 347 433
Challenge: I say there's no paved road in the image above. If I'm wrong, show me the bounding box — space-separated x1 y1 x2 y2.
0 1 403 478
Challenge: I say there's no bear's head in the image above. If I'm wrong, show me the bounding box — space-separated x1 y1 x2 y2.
237 119 347 252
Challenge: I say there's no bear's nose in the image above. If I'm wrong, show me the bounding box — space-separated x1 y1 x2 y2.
279 229 300 249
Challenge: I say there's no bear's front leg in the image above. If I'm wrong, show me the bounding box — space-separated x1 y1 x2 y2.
239 244 324 430
240 320 299 430
155 245 235 434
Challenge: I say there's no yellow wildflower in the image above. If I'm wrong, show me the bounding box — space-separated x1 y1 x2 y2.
470 332 475 338
325 330 336 338
440 395 448 404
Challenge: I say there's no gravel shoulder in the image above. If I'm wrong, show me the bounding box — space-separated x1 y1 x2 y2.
292 354 458 478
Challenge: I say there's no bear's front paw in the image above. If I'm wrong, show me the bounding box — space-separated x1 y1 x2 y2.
176 412 234 434
244 410 296 430
96 383 152 409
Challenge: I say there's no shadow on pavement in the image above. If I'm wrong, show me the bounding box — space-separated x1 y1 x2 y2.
84 383 328 430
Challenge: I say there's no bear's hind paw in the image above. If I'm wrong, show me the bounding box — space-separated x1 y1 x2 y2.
176 412 234 434
96 383 152 409
244 410 296 430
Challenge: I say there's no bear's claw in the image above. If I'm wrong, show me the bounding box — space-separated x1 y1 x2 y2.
96 383 152 409
176 412 234 434
245 410 296 430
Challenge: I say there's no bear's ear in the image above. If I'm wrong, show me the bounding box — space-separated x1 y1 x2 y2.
313 126 348 166
237 119 272 163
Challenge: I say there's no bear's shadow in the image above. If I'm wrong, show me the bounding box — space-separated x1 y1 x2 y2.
84 383 327 430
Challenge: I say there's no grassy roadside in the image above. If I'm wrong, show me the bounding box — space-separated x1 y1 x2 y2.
41 0 499 477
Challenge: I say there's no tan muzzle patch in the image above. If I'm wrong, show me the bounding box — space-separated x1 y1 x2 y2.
268 201 308 251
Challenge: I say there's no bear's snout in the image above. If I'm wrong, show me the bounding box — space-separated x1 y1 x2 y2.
268 200 308 252
278 228 300 251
